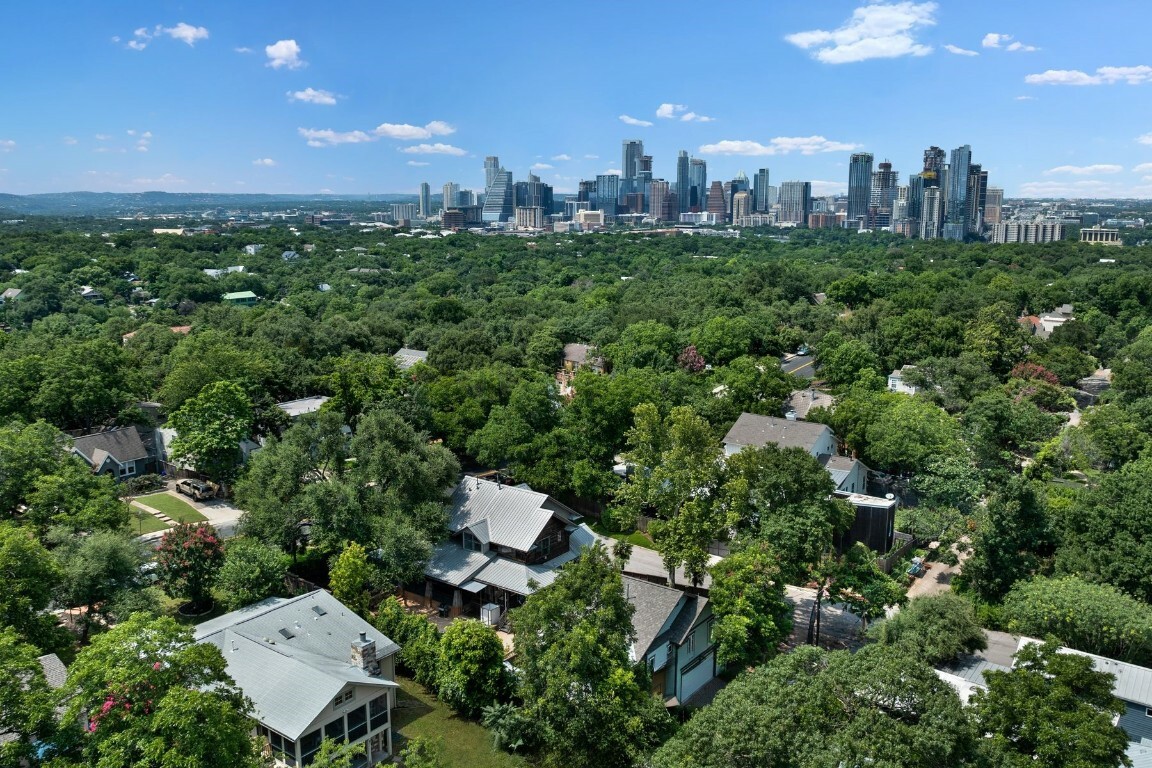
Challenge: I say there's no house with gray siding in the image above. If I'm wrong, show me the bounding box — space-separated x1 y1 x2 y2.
195 590 399 766
625 576 719 706
70 426 158 480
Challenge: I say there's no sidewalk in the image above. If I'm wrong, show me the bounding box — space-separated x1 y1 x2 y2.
133 486 246 543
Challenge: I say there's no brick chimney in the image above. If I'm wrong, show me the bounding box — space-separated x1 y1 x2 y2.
350 631 380 676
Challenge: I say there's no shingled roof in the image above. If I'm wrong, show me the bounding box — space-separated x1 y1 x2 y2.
722 413 833 453
71 426 152 466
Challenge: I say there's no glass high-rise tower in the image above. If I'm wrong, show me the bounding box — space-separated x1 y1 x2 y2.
847 152 874 228
943 144 971 241
753 168 771 212
481 170 513 222
676 151 690 215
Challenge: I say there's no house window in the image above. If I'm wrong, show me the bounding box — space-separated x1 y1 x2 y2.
539 535 552 559
369 693 390 731
1146 707 1152 718
347 704 368 741
686 632 696 655
300 730 322 766
324 717 344 742
462 531 482 552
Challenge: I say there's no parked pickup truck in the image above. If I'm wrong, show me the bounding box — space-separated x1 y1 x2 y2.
174 479 213 501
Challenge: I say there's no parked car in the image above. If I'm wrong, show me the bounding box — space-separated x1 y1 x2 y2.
175 478 212 501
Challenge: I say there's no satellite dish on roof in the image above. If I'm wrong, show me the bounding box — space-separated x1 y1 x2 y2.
885 493 894 500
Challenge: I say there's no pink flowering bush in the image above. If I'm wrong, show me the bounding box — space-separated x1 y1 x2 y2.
155 522 224 609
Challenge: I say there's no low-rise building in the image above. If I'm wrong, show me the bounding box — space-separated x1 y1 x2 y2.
195 590 400 766
392 347 428 370
222 290 259 307
887 365 918 395
625 576 719 706
70 426 158 480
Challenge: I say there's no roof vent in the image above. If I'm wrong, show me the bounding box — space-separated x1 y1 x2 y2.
278 627 295 640
312 605 327 616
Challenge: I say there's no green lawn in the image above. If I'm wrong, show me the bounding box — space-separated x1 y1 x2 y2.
588 520 654 548
135 492 207 523
392 676 527 768
129 506 170 534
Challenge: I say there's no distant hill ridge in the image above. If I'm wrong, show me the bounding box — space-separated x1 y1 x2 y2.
0 191 419 216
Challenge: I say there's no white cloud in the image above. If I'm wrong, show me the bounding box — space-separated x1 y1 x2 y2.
298 127 374 147
551 153 572 161
1015 95 1037 100
944 44 978 56
584 154 599 159
95 134 111 141
601 169 622 176
1044 164 1124 175
531 163 553 170
1131 163 1152 173
406 160 430 167
400 143 466 156
698 136 860 156
130 173 186 187
1018 179 1152 198
160 23 209 46
373 121 455 140
1026 65 1152 86
982 32 1008 48
656 103 685 119
252 158 276 167
1006 41 1038 52
681 111 715 122
288 88 337 105
265 39 304 70
235 46 253 54
63 136 78 145
619 114 653 127
0 140 14 152
1139 133 1152 145
811 180 849 196
785 2 936 64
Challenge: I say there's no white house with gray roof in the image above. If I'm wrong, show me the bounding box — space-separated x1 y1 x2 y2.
624 576 718 706
423 477 596 620
194 590 399 766
722 412 896 553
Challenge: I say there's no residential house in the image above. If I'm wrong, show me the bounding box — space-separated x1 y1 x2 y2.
243 244 265 255
204 266 246 279
422 477 596 620
79 286 104 304
557 343 603 396
195 590 400 766
722 412 897 553
392 347 428 371
222 290 259 307
282 250 300 262
1021 303 1075 340
276 396 330 421
0 287 22 305
887 365 918 395
70 426 158 480
625 576 719 706
0 653 67 750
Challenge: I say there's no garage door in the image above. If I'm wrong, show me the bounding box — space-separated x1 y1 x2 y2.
680 648 715 702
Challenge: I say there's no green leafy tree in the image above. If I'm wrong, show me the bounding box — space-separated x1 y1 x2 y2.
962 478 1051 602
829 542 907 634
819 337 882 389
399 736 447 768
374 596 442 688
309 737 366 768
707 543 793 668
328 542 375 617
0 420 72 517
973 640 1129 768
1003 575 1152 665
0 522 64 649
869 593 987 665
25 460 127 534
155 522 224 610
53 530 147 642
603 321 681 372
652 644 979 768
510 542 675 768
910 455 984 515
214 537 288 611
436 619 506 717
0 628 59 765
57 613 261 768
1053 456 1152 602
1078 403 1149 469
168 380 254 488
614 404 726 586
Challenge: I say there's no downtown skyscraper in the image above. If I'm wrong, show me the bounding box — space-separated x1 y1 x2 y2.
621 139 643 197
484 156 501 191
418 182 431 218
943 144 972 241
847 152 874 228
676 151 690 215
753 168 771 212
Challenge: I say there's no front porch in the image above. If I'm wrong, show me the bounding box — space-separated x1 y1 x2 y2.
396 587 516 658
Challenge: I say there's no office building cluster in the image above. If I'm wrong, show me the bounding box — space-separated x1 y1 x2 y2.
417 139 1068 244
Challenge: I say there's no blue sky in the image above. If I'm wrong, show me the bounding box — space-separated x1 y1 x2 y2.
2 1 1151 198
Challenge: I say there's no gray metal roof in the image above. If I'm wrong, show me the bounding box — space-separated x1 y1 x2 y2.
722 413 832 453
393 348 428 370
71 426 151 465
1019 637 1152 708
448 478 559 553
276 396 329 419
425 545 492 587
195 590 399 740
938 654 1011 687
624 577 687 659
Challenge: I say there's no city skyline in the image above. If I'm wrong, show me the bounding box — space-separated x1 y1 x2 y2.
1 1 1151 198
